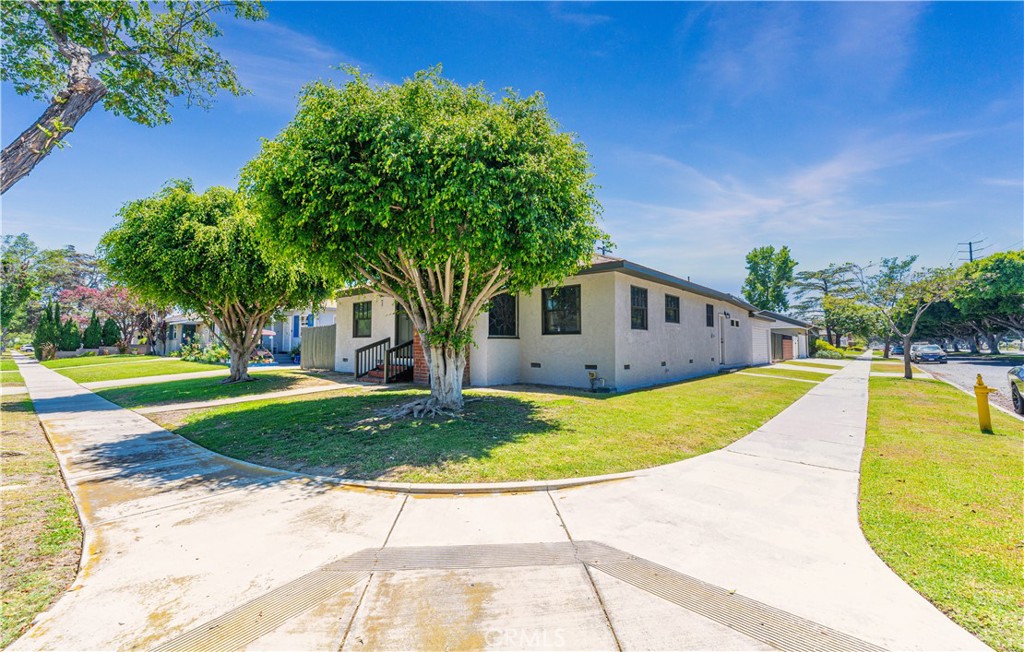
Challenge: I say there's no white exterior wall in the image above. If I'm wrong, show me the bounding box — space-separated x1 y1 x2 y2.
751 320 772 365
468 312 521 386
611 275 753 390
514 272 617 389
334 294 399 373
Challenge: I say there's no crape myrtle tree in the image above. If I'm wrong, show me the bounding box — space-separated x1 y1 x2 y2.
99 181 333 383
59 285 146 350
243 68 606 414
854 257 956 379
1 0 266 193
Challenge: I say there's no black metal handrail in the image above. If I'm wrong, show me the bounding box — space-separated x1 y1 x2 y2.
385 339 415 382
355 337 390 378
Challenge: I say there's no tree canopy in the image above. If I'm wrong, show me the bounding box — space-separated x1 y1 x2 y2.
1 0 266 193
99 180 334 382
243 68 605 411
741 245 796 312
791 263 858 346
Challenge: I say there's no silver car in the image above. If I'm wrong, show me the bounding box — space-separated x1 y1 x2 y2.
1009 366 1024 415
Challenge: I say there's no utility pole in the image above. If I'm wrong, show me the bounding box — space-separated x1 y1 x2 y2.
958 238 989 263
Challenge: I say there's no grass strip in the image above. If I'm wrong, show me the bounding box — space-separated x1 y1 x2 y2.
55 360 225 384
1 396 83 648
96 370 341 409
860 377 1023 652
42 354 165 369
739 367 830 382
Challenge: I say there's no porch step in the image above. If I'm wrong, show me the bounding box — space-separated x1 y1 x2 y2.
358 364 413 385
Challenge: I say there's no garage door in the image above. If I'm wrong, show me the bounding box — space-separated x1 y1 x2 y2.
751 322 771 365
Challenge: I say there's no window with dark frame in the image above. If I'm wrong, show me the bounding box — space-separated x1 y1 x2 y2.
352 301 372 337
630 286 648 330
488 293 518 338
542 285 581 335
665 295 680 324
292 314 300 337
706 303 715 327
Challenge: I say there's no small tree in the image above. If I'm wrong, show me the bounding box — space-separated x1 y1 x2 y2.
99 181 333 383
243 69 605 413
32 302 60 360
1 234 39 346
741 245 797 312
0 1 266 193
854 257 956 379
82 310 102 348
58 318 81 351
101 318 121 347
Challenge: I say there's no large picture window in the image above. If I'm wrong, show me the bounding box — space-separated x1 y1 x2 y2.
631 286 648 330
488 293 517 338
542 285 581 335
665 295 680 324
353 301 372 337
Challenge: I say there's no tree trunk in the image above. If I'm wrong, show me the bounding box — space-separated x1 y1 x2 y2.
426 343 466 411
951 338 960 352
883 334 891 359
227 343 252 383
969 334 980 354
825 324 834 348
986 332 1001 355
902 334 913 379
2 74 107 194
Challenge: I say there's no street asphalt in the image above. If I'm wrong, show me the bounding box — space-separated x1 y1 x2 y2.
927 353 1024 414
11 354 987 651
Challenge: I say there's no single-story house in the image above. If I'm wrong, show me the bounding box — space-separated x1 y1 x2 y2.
332 255 770 392
267 305 337 354
751 311 813 364
160 314 214 354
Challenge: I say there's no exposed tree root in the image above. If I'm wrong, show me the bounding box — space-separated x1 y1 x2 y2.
220 376 257 385
378 397 461 420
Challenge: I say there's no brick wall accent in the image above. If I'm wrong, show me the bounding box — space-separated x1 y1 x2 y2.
411 330 470 386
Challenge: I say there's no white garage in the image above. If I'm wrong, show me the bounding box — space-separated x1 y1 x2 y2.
751 314 773 365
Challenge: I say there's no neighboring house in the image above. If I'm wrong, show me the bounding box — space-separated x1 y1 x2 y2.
161 314 214 354
333 255 766 392
267 305 337 353
751 311 813 364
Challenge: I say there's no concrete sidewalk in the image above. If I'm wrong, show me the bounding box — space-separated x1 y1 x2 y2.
12 355 986 651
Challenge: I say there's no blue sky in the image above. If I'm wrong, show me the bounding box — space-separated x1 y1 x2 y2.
2 1 1021 294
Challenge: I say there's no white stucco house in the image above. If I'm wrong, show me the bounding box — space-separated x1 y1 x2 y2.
266 305 337 354
332 255 783 392
160 314 214 354
750 311 813 365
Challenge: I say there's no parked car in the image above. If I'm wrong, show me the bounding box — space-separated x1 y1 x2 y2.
21 344 34 353
911 344 947 364
891 344 904 355
1009 367 1024 415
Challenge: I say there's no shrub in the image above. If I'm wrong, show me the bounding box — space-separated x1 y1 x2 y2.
32 302 60 360
58 320 81 351
815 349 844 359
83 310 102 348
177 342 228 364
101 318 121 347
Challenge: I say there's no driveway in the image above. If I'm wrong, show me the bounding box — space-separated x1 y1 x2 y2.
928 354 1023 414
11 355 985 651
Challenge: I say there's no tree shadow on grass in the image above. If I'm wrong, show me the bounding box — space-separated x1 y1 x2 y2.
172 389 559 481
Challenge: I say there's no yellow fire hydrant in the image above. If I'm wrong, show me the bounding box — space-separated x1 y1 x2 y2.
974 374 995 433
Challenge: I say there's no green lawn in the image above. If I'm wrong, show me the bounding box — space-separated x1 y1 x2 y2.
1 356 24 386
96 370 341 409
41 354 165 369
151 373 814 483
739 367 830 382
775 360 843 371
860 377 1023 652
54 359 225 384
1 396 82 648
870 361 924 374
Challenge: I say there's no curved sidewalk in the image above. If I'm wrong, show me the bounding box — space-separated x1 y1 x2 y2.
11 355 986 651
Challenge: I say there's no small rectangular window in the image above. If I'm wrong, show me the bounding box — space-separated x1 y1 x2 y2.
706 304 715 327
542 285 581 335
665 295 680 324
292 315 300 337
630 286 648 330
307 313 315 327
488 293 518 338
168 325 177 340
353 301 372 338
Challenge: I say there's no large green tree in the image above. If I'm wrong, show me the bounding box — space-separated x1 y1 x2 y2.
1 0 265 193
854 257 956 379
953 250 1024 353
791 263 858 346
0 234 39 345
741 245 796 312
243 68 606 413
99 181 334 382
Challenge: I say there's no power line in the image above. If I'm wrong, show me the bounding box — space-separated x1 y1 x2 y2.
957 237 990 263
